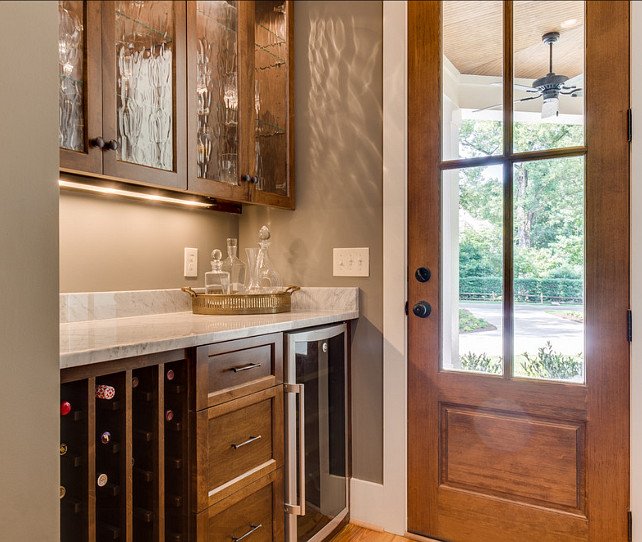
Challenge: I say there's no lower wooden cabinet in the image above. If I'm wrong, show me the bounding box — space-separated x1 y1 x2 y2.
194 469 284 542
60 333 285 542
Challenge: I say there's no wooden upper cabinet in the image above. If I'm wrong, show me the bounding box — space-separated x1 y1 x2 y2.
59 0 293 208
58 1 103 175
187 0 294 209
101 0 188 190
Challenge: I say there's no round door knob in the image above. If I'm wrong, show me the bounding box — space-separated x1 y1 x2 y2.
250 176 258 183
412 301 431 318
241 174 251 182
415 267 431 283
90 137 105 149
106 139 119 151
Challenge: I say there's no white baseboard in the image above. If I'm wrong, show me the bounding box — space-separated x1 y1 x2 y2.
350 478 386 529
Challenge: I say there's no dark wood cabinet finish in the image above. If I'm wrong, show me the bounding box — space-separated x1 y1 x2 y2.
193 469 284 542
60 1 294 209
194 332 283 410
192 386 284 512
60 333 286 541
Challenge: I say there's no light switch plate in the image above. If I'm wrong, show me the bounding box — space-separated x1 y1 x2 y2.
333 247 370 277
184 247 198 278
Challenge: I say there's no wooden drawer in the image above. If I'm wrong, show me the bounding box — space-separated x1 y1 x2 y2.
193 386 284 512
194 469 284 542
194 333 283 410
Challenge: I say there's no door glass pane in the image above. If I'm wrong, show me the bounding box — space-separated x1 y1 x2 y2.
254 1 288 195
58 1 86 152
442 166 503 375
196 1 239 184
513 1 584 152
512 157 584 382
116 1 175 170
442 1 503 162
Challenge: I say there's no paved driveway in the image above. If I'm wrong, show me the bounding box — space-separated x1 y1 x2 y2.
459 302 584 358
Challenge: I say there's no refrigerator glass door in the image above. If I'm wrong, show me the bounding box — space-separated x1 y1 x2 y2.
285 324 348 542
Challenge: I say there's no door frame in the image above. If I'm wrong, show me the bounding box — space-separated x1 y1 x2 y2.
407 1 630 540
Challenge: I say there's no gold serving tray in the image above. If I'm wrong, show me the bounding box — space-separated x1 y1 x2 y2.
182 286 300 315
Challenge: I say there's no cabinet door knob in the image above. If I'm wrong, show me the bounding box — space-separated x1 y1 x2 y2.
241 174 251 182
106 139 119 151
90 137 105 149
412 301 431 318
250 176 258 183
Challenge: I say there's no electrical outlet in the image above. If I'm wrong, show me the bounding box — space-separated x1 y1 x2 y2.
184 247 198 278
333 247 369 277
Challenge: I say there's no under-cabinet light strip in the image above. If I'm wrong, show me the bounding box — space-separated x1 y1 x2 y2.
58 180 213 208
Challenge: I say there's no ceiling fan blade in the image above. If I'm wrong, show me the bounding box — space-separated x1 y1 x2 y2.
541 97 559 119
472 95 541 114
560 87 583 97
491 81 538 93
564 73 584 88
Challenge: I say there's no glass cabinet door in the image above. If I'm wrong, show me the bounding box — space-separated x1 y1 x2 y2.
251 0 293 208
58 1 103 174
187 0 248 200
102 0 187 190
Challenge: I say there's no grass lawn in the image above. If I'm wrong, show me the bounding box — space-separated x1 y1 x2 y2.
459 308 496 333
546 310 584 323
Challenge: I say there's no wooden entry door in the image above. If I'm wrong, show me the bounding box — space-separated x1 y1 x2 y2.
407 2 630 541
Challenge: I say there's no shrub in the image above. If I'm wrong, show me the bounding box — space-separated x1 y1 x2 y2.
520 341 582 380
460 351 501 374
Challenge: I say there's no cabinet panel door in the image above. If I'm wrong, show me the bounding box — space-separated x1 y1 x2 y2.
249 0 294 209
187 1 250 201
101 0 187 190
59 1 103 175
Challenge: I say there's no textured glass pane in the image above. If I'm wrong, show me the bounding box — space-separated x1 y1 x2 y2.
442 1 503 161
512 157 584 383
513 1 585 152
116 1 174 170
58 1 85 152
254 1 288 195
196 1 238 184
442 166 504 375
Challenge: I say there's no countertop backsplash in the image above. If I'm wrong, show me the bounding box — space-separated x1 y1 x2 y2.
60 287 359 324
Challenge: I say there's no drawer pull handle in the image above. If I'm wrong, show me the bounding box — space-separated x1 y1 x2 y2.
232 523 262 541
231 363 262 373
231 435 262 449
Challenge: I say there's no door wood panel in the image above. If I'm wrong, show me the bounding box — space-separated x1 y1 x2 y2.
441 405 584 513
407 2 630 541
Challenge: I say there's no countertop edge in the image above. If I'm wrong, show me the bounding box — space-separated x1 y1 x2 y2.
60 310 358 370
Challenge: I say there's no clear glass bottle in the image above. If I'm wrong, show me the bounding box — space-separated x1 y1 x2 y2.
221 238 246 293
256 226 282 292
205 249 230 294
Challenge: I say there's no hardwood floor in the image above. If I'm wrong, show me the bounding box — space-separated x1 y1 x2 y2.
330 524 413 541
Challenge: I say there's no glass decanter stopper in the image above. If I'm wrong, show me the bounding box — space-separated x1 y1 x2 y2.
255 226 282 292
221 238 246 293
205 249 230 294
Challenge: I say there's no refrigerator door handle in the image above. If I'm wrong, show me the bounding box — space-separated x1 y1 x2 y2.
284 383 305 516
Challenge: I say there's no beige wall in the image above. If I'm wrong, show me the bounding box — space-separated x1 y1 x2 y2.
60 190 238 292
0 2 60 540
240 0 384 483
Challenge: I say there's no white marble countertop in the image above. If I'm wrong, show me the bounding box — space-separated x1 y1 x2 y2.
60 288 359 369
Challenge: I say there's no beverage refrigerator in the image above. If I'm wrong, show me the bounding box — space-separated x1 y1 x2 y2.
284 323 349 541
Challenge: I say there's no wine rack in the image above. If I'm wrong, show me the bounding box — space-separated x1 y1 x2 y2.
60 351 190 542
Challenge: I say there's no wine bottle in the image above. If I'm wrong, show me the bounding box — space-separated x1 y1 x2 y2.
60 443 68 456
60 485 66 499
165 409 174 422
97 473 108 487
95 385 115 400
100 431 111 445
60 401 71 416
166 369 175 381
132 376 140 388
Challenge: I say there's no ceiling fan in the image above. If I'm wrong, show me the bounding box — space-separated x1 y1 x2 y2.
475 31 583 119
